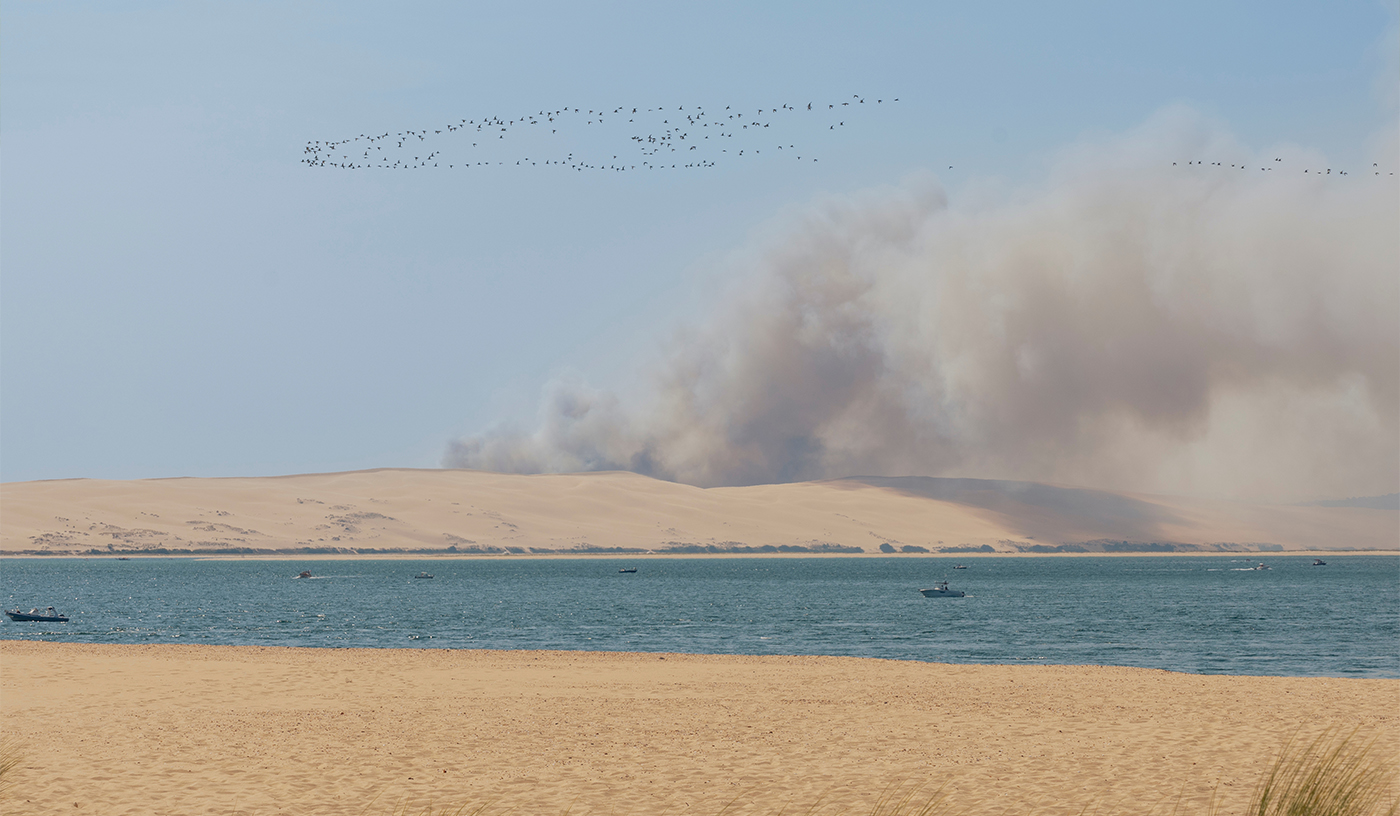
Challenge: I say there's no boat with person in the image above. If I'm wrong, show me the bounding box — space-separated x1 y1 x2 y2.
618 568 638 573
919 581 965 598
1313 559 1327 566
6 607 69 622
415 572 434 579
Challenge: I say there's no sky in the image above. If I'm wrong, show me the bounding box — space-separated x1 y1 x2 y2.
3 1 1397 502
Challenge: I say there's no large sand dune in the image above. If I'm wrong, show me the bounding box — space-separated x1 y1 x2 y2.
1 469 1393 555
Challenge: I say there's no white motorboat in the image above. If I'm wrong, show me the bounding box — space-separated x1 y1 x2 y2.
6 607 68 622
920 580 965 598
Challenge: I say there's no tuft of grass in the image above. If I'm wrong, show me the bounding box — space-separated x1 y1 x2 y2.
862 780 949 816
0 736 20 802
360 792 501 816
1244 727 1399 816
0 736 22 816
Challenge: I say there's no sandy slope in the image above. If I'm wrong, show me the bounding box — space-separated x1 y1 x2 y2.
1 468 1394 554
1 642 1395 816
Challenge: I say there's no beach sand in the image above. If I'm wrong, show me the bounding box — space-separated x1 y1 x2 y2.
2 642 1395 815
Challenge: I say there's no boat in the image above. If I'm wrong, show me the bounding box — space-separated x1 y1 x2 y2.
919 581 965 598
296 570 312 579
618 568 638 573
415 572 434 579
1313 559 1327 566
953 564 968 570
1252 562 1270 571
6 607 69 623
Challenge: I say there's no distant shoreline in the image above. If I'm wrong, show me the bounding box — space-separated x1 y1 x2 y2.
2 548 1394 560
6 468 1396 555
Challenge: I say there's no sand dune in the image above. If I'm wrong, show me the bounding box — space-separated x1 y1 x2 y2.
1 641 1395 816
1 468 1394 555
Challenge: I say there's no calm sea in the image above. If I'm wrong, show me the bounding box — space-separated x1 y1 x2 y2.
2 556 1396 677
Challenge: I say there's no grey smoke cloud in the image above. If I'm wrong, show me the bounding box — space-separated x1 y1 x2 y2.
446 107 1399 502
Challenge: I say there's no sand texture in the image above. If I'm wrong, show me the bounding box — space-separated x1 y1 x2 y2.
2 468 1395 555
1 641 1396 815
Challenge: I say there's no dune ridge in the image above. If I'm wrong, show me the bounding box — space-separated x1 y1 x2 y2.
1 468 1395 555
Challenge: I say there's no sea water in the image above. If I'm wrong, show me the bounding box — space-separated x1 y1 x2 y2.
1 555 1396 677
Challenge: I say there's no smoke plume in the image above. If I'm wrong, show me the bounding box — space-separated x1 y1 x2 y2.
446 108 1399 502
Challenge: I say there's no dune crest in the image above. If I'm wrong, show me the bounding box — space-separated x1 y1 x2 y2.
2 468 1394 555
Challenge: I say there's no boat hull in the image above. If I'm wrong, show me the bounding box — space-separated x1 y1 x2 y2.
5 611 69 622
919 589 965 598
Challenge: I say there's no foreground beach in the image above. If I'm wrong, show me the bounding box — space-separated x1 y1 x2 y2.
2 642 1395 815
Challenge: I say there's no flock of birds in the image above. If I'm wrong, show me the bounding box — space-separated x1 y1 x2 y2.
303 95 899 172
303 96 1395 180
1174 157 1393 176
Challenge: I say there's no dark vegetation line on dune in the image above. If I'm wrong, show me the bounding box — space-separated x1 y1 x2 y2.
2 539 1326 557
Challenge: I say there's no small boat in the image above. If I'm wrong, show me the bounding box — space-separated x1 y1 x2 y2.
920 581 965 598
6 607 69 623
296 571 312 579
953 564 968 570
618 568 638 574
1252 562 1270 571
414 572 434 579
1313 559 1327 566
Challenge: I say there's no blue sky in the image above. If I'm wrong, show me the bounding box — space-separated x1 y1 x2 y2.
2 1 1396 486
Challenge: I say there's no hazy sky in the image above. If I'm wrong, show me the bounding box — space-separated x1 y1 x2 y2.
3 1 1396 499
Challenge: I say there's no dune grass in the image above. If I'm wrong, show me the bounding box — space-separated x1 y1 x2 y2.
0 736 22 814
1241 727 1398 816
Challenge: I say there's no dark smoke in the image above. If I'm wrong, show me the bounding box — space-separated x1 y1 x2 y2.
446 108 1400 502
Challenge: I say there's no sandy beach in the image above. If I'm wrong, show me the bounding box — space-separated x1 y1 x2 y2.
1 642 1395 816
